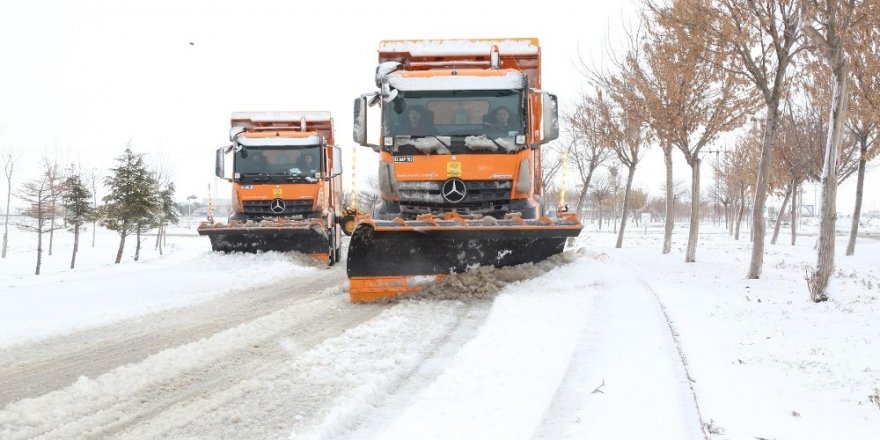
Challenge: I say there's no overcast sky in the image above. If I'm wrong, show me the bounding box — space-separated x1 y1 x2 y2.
1 0 876 214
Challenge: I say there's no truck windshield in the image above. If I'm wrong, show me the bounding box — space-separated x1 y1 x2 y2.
234 145 321 179
383 90 524 139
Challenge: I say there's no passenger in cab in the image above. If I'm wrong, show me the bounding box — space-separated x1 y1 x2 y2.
397 105 437 136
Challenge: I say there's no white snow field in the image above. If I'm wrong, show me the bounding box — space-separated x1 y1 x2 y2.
0 217 877 439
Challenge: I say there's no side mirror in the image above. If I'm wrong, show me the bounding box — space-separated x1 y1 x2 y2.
353 95 381 152
353 96 368 146
541 92 559 144
229 126 246 142
215 147 225 178
331 146 343 177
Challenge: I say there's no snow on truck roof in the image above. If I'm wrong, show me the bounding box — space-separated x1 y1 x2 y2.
236 134 324 147
230 111 332 123
379 39 540 56
387 70 526 91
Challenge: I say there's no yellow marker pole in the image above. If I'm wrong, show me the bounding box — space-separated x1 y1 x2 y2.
207 183 214 223
560 145 568 209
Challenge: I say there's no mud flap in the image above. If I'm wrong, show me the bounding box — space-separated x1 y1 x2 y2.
346 214 582 301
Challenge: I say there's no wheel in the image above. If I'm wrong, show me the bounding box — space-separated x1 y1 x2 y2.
327 236 336 266
341 215 357 236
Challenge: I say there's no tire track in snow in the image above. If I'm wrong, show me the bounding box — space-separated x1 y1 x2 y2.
1 248 580 439
533 255 707 439
0 286 385 439
0 263 343 406
121 252 578 439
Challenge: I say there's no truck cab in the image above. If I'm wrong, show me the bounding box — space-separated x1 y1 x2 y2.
354 39 559 220
202 111 343 263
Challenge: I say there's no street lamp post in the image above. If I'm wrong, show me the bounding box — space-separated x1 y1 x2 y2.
186 195 197 217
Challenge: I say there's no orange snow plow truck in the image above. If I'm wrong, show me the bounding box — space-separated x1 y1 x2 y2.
348 38 582 301
198 112 343 264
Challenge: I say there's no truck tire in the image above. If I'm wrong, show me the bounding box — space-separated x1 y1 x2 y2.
327 234 337 266
341 215 357 236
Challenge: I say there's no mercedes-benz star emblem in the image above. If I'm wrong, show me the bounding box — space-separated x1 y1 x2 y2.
269 198 286 214
441 178 467 203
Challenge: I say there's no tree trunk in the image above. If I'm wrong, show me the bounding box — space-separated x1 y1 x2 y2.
663 146 674 254
846 138 867 256
809 61 848 302
597 203 603 231
70 223 80 269
575 170 594 223
771 188 791 245
35 224 43 275
48 186 57 256
115 231 126 264
791 181 799 245
135 226 142 261
723 202 729 229
729 199 736 236
615 165 637 248
2 174 10 258
748 102 781 279
685 158 701 262
158 223 165 256
735 186 746 240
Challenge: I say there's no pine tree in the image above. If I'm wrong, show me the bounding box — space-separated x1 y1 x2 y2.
155 182 179 255
62 171 94 269
99 147 159 264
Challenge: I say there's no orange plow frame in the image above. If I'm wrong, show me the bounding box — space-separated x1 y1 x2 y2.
346 213 581 302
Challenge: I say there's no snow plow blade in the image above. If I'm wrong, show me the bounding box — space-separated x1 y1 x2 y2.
198 219 331 262
346 213 582 302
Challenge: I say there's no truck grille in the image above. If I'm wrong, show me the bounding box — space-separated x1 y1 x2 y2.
242 199 314 216
398 180 512 217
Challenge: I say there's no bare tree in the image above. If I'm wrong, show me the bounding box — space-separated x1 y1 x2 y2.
637 0 756 262
770 106 811 244
565 93 615 222
801 66 862 184
802 0 864 302
591 172 614 229
718 124 761 241
843 6 880 256
16 166 55 275
356 176 381 215
706 0 804 278
40 159 65 257
627 186 649 226
592 84 652 249
1 149 19 258
708 169 733 229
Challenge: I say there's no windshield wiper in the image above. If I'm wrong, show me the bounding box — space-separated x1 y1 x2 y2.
239 172 271 182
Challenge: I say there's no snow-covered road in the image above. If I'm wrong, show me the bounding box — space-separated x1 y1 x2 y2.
0 265 349 406
0 244 707 439
6 221 875 439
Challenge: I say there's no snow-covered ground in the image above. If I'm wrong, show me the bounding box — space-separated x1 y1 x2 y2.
0 221 320 347
0 217 878 439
